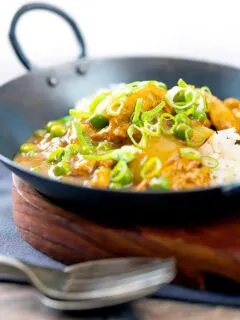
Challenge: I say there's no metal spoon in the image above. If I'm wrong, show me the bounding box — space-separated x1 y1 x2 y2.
0 256 175 301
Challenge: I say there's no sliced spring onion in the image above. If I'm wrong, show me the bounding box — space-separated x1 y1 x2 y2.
111 161 133 185
111 145 138 163
149 176 171 190
47 148 65 163
179 147 201 160
106 95 126 116
193 108 207 121
174 123 190 140
185 127 209 147
111 161 128 182
165 86 197 112
97 141 113 151
202 156 219 169
89 114 109 129
140 157 162 179
132 98 143 123
88 92 111 113
69 109 92 119
175 113 190 125
127 124 148 149
177 78 188 88
159 113 176 135
62 144 81 162
73 121 94 154
141 101 165 122
143 118 160 137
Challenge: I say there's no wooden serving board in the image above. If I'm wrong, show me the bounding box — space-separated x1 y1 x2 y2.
12 174 240 291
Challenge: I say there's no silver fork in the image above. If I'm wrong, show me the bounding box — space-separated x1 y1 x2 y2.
0 256 175 301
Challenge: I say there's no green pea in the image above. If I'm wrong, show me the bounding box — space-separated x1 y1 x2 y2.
149 176 171 190
89 114 109 130
174 123 190 141
45 121 59 132
33 129 46 138
50 124 67 137
47 148 65 163
20 143 35 153
52 162 71 176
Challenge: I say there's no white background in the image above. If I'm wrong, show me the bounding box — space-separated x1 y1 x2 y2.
1 0 240 85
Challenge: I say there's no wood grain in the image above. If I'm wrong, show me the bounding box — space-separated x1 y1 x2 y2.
12 174 240 289
1 283 240 320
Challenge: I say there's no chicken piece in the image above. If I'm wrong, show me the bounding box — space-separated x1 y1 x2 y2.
91 84 166 144
161 158 210 190
208 96 240 132
224 98 240 119
73 160 97 176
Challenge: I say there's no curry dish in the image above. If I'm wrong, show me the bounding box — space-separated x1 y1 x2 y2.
14 79 240 191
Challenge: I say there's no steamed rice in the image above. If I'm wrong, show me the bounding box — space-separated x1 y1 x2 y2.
200 128 240 186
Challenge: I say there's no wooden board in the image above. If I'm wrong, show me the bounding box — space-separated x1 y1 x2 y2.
12 174 240 290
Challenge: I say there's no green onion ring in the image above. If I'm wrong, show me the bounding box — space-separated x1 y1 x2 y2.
107 96 126 116
111 161 128 182
179 147 201 160
185 127 208 147
159 113 177 135
127 124 148 148
141 101 165 122
202 156 219 169
132 98 143 123
89 92 111 112
140 157 162 179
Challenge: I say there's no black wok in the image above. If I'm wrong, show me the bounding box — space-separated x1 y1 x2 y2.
1 3 240 223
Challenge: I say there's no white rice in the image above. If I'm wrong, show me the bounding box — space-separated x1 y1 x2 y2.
200 128 240 186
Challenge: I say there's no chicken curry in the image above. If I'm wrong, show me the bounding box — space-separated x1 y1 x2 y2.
14 79 240 191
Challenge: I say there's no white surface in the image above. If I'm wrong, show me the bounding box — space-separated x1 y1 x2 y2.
1 0 240 85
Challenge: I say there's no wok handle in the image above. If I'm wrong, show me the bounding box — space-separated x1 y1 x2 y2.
9 2 87 71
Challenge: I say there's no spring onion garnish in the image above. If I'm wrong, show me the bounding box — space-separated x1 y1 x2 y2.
111 160 133 185
47 148 65 163
175 113 190 125
132 98 143 123
165 86 197 112
174 123 190 140
89 114 109 130
185 127 209 147
177 78 188 88
143 118 160 137
140 157 162 179
193 107 207 121
69 109 92 119
200 86 212 104
127 124 148 149
141 101 165 122
111 146 139 163
159 113 176 135
149 176 171 190
106 95 126 116
84 145 139 162
111 161 128 182
202 156 219 169
97 141 113 151
179 147 201 160
73 121 94 154
88 92 111 113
